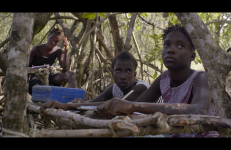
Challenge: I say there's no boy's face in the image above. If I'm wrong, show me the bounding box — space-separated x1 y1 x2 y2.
46 34 62 49
162 31 195 71
112 60 136 91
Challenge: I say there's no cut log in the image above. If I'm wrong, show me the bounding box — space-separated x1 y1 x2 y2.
27 102 139 132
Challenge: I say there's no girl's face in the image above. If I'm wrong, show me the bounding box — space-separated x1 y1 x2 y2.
162 31 195 71
112 60 136 92
46 34 62 49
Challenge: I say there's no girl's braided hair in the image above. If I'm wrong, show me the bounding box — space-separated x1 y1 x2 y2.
162 24 195 51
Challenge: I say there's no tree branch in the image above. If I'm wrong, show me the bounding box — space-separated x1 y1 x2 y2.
96 28 114 60
70 20 79 33
125 13 143 79
205 20 231 25
124 13 138 51
136 59 162 73
0 37 11 50
137 14 164 30
138 14 155 28
78 13 119 46
49 16 78 20
39 22 56 44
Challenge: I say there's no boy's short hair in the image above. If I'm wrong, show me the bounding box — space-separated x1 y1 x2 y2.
162 24 195 51
48 28 65 39
111 51 138 70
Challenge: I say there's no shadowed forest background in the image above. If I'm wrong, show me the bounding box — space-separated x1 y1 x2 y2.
2 12 231 137
0 12 209 99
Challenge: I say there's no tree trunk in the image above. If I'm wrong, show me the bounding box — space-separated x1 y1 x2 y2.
175 13 231 119
0 13 52 75
33 13 53 38
76 19 92 88
97 29 114 60
124 13 138 51
108 14 124 56
2 13 34 135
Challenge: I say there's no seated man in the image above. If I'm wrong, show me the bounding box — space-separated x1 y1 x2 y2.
39 51 150 116
28 28 77 95
97 24 219 137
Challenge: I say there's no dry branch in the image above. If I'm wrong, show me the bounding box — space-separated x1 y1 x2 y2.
136 59 162 73
27 102 231 137
108 14 124 55
124 13 138 51
49 16 79 20
79 13 119 46
39 22 56 44
27 102 138 132
205 20 231 25
39 129 129 137
125 13 143 80
0 37 11 50
96 29 114 60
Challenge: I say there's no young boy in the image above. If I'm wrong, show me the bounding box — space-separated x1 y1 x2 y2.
39 51 150 115
97 24 219 137
28 28 77 95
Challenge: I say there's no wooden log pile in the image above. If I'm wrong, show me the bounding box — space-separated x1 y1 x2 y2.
25 102 231 137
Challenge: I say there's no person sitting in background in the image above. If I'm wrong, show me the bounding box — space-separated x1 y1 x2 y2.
28 28 77 95
39 51 151 118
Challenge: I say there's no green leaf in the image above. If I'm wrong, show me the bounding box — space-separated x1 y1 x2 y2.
149 35 155 39
81 13 95 18
98 13 106 17
155 34 162 39
147 57 155 64
152 72 157 79
169 13 174 17
139 12 148 18
88 13 96 20
136 25 141 31
143 13 148 17
196 58 201 64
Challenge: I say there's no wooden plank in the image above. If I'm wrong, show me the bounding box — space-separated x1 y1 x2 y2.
27 68 49 74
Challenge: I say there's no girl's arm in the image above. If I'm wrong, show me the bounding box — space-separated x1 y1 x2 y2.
98 73 211 116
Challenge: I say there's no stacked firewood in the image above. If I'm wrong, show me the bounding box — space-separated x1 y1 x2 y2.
26 102 231 137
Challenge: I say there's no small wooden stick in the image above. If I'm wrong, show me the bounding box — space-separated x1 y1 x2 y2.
76 90 134 112
122 90 134 100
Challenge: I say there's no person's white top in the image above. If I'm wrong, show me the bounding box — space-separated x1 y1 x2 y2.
112 79 150 99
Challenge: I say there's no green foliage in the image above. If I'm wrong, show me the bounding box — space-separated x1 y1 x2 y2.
81 13 96 20
169 13 181 25
81 12 109 20
152 71 157 79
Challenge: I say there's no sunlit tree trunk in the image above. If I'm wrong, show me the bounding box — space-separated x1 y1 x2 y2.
2 13 34 135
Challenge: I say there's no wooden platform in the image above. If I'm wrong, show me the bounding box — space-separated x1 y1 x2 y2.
27 68 49 74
